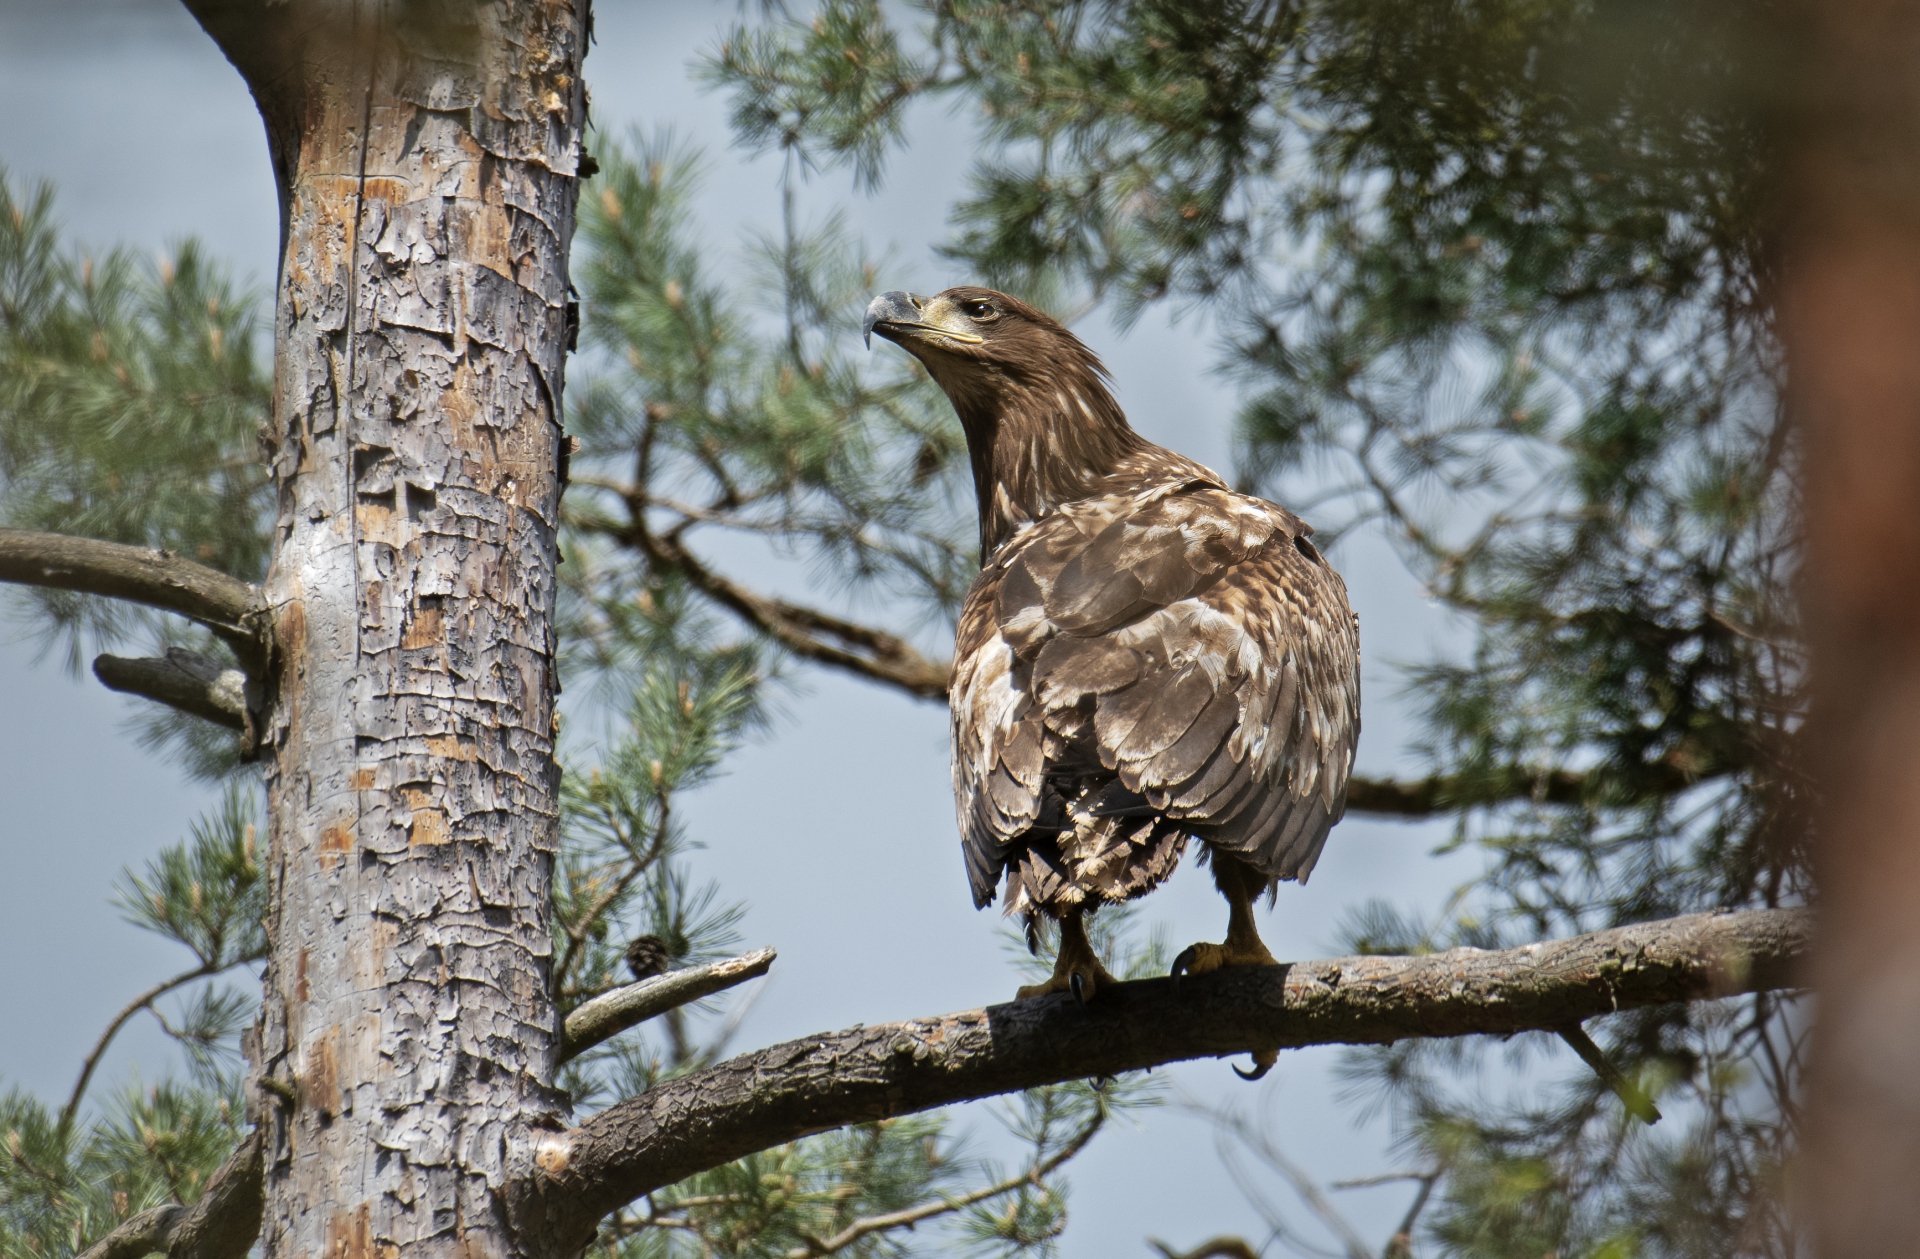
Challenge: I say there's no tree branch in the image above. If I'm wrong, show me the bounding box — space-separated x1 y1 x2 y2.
511 908 1808 1255
93 649 250 731
75 1207 181 1259
561 948 777 1062
1149 1239 1261 1259
781 1106 1102 1258
1340 762 1723 818
60 961 218 1137
611 519 951 700
0 530 270 671
74 1128 264 1259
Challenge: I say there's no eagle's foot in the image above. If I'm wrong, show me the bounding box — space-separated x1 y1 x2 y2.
1169 938 1278 979
1016 910 1116 1003
1170 944 1280 1081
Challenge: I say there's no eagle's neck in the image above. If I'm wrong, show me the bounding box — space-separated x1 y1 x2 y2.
933 360 1147 557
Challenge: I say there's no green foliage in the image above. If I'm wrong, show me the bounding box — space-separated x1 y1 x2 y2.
1 1081 245 1259
562 130 973 682
0 168 272 778
0 170 272 666
114 783 266 974
0 787 260 1258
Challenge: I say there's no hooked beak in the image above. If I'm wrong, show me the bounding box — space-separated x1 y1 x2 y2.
862 290 986 350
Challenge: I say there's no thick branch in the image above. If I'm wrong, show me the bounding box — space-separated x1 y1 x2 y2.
76 1207 181 1259
1342 763 1719 818
74 1128 263 1259
513 908 1808 1254
93 650 249 731
561 949 776 1062
0 530 269 670
1343 770 1587 816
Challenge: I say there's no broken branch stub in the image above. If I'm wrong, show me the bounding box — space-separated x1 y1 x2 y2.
561 948 776 1061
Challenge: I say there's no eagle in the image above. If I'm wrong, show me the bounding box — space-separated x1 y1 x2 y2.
865 287 1360 1056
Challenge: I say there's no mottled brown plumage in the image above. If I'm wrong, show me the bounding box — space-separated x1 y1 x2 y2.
865 287 1361 1017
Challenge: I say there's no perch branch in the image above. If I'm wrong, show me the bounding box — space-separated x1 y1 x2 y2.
561 948 777 1061
511 907 1809 1256
0 529 270 671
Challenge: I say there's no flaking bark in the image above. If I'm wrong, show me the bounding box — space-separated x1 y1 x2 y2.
513 907 1808 1255
179 5 589 1259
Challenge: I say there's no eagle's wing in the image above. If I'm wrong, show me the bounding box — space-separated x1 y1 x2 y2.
951 482 1361 908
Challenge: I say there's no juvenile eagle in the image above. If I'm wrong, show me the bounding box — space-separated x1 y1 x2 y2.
865 287 1361 1034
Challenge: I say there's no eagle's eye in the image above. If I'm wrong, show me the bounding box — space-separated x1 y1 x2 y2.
960 299 997 322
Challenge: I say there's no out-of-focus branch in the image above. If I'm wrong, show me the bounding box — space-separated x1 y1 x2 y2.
93 648 250 731
0 529 270 671
561 948 777 1061
581 504 1730 815
1148 1239 1261 1259
510 908 1808 1256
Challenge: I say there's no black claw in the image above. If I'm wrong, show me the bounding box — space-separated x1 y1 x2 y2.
1233 1058 1273 1082
1170 946 1198 996
1070 971 1087 1006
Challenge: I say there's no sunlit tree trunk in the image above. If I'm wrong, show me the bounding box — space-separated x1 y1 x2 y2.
182 5 587 1257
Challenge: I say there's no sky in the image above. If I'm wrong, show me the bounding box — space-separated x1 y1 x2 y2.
0 3 1485 1254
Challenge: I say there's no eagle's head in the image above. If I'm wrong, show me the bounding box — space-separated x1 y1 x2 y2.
864 285 1145 554
862 286 1049 357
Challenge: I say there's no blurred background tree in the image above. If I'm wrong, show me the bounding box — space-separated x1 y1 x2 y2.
1 1 1804 1256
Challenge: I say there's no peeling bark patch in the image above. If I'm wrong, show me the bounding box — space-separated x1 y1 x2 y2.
402 597 446 649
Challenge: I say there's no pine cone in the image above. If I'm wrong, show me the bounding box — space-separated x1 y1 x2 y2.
624 934 671 981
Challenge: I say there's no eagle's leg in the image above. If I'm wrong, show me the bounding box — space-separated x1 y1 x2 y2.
1017 906 1118 1003
1173 855 1280 1079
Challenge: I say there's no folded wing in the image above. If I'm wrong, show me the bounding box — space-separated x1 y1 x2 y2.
951 482 1361 910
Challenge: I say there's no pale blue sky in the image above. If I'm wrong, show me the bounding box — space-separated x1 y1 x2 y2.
0 3 1481 1253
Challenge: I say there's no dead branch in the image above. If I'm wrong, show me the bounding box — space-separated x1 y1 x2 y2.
0 529 270 671
562 949 777 1062
510 907 1808 1256
93 649 250 731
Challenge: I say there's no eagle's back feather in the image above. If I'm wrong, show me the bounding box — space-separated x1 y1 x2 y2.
950 453 1361 919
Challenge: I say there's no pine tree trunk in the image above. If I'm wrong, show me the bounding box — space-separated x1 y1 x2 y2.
182 5 588 1257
